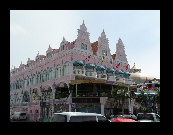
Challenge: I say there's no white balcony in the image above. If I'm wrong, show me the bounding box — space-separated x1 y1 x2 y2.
107 75 116 82
73 69 86 77
116 77 125 83
125 78 133 85
85 71 97 78
97 74 107 80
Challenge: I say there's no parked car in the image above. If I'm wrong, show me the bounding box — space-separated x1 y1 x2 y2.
12 112 27 121
51 112 111 122
10 113 14 122
109 115 124 121
137 119 155 122
123 114 137 120
110 114 137 121
111 117 136 122
137 113 160 122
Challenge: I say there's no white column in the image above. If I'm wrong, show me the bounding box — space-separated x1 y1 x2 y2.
131 99 134 114
69 104 71 112
101 104 104 115
52 91 55 114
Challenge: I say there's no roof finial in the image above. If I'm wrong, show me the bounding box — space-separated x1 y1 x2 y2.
37 51 39 56
21 61 22 65
103 29 104 32
83 20 84 24
134 63 135 66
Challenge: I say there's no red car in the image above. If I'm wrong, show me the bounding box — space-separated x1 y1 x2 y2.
111 118 136 122
111 115 137 122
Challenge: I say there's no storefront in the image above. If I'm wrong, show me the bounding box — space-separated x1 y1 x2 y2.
54 97 71 112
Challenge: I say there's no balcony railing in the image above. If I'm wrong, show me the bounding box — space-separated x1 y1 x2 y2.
73 69 86 76
97 74 107 80
107 76 116 82
85 71 97 78
116 77 125 83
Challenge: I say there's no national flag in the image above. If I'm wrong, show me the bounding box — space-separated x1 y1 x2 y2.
86 55 91 61
116 63 120 68
151 83 155 89
125 64 129 70
110 59 113 64
40 85 42 91
100 56 104 65
102 56 104 62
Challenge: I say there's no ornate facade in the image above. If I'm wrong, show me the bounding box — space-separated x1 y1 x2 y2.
10 21 131 121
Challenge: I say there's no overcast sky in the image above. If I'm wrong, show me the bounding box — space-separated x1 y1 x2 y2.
10 10 160 79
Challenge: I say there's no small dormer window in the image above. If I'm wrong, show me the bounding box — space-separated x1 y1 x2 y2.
81 43 87 50
102 50 107 56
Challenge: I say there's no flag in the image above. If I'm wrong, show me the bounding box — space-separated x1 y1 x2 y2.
102 56 104 62
116 63 120 68
125 64 129 70
110 59 113 64
100 56 104 65
40 85 42 91
86 55 91 61
151 83 155 89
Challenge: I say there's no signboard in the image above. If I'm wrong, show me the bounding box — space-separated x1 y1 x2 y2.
71 79 106 85
71 103 76 108
125 79 132 85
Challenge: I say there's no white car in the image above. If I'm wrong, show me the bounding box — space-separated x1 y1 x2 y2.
51 112 111 122
137 119 155 122
12 112 27 121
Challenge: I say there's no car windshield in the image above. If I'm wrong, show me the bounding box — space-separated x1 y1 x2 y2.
69 116 97 122
137 114 154 120
20 113 26 116
52 114 67 122
97 116 110 122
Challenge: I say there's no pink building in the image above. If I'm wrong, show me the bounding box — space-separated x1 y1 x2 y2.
10 21 130 121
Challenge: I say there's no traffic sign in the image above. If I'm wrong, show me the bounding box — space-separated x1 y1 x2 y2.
71 103 76 108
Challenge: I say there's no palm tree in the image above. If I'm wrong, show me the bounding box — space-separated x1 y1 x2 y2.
137 86 160 113
112 85 129 115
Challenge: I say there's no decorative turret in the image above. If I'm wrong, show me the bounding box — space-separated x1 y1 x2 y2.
114 38 129 71
60 37 68 51
46 44 52 58
35 51 40 62
97 29 111 64
130 63 141 73
129 63 154 84
75 20 91 51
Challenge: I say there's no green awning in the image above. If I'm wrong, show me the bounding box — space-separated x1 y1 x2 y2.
85 63 96 67
115 70 124 74
73 60 84 66
106 68 115 73
96 65 106 70
123 72 131 78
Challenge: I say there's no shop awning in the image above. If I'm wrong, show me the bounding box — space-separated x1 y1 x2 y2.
123 72 131 78
115 70 124 74
106 68 115 73
96 65 106 70
85 63 96 67
73 60 84 66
